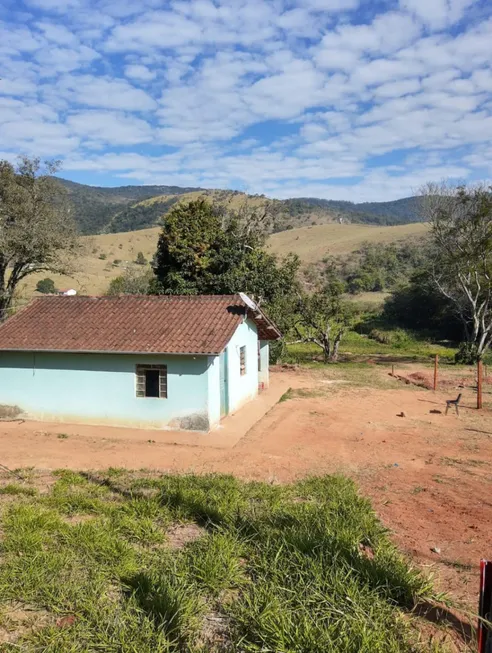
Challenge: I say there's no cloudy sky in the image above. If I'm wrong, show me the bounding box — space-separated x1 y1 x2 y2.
1 0 491 201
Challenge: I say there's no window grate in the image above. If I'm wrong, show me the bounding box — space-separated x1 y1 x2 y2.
136 364 167 398
240 346 246 376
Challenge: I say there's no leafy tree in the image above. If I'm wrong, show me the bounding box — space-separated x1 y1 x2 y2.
422 182 492 361
0 157 79 320
151 199 299 305
36 278 57 294
383 271 462 340
331 241 427 294
293 289 357 363
106 268 154 296
135 251 147 265
151 199 301 358
292 267 357 362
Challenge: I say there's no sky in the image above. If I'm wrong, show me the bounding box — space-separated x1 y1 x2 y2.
0 0 491 202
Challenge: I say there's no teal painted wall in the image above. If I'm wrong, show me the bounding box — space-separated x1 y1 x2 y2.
225 318 259 414
259 341 270 388
0 352 211 430
207 355 221 427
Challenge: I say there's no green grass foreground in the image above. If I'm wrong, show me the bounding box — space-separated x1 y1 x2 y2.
0 471 436 652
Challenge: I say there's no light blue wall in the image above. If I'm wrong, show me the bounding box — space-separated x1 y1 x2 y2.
225 318 259 414
0 352 212 430
259 341 270 389
207 355 221 428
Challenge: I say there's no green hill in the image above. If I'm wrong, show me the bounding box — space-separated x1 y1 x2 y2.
56 178 424 236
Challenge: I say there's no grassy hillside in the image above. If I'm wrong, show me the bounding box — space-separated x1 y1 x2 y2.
107 189 271 233
268 222 429 264
57 178 423 235
19 222 429 300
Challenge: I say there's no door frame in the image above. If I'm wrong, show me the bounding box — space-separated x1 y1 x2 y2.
219 348 229 417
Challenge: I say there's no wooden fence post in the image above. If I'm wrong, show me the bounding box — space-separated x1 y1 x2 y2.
433 354 439 392
478 359 483 410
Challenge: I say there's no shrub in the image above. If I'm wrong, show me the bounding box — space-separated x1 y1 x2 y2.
455 342 479 364
36 278 56 294
135 251 147 265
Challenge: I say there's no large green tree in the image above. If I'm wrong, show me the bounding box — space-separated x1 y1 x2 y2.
0 157 79 319
151 199 300 307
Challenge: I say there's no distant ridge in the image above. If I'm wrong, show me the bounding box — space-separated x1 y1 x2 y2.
56 178 423 236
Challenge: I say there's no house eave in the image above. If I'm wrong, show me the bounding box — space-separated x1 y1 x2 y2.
0 348 219 356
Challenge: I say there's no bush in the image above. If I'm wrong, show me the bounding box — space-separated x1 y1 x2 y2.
36 278 56 294
369 328 414 349
99 253 107 260
135 251 147 265
455 342 479 364
106 268 154 295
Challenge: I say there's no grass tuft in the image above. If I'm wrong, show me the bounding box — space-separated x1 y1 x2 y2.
0 484 37 496
0 471 436 652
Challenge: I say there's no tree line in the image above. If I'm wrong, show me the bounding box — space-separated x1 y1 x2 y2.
1 157 492 364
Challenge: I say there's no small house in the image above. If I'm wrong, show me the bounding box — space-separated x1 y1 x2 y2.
0 294 280 431
58 288 77 296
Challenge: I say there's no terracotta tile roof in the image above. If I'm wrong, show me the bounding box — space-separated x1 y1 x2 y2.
0 294 281 355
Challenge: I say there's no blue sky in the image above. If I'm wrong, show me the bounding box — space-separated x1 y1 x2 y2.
0 0 491 201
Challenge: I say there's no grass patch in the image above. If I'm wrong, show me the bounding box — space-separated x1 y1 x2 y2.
0 484 37 497
284 329 457 365
0 471 436 652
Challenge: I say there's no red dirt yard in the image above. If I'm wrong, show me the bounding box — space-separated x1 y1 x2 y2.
1 362 491 647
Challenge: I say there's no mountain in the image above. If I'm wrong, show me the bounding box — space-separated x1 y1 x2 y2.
56 178 424 235
282 197 422 225
58 179 203 234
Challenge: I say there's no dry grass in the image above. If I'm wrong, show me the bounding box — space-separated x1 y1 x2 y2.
138 189 268 211
267 222 429 264
18 228 161 297
17 221 428 299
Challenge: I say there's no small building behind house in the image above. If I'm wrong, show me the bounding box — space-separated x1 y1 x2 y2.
0 294 280 432
58 288 77 296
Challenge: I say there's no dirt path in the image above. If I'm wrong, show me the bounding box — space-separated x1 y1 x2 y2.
1 365 491 624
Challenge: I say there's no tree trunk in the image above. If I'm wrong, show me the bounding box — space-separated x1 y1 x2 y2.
322 339 331 363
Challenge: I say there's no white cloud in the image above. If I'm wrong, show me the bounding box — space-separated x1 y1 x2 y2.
316 11 421 67
36 22 78 45
57 75 158 111
0 118 79 156
401 0 479 29
67 110 153 146
23 0 82 13
372 78 421 98
124 64 156 81
36 45 99 73
0 78 37 97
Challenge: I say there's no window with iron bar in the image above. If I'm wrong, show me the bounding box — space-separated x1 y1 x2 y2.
136 364 167 398
240 346 246 376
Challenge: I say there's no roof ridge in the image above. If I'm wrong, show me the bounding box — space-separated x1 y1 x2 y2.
33 294 243 300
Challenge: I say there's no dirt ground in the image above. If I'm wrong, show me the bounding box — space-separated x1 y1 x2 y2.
1 362 491 643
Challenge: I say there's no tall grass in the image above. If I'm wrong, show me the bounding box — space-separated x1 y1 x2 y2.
0 471 436 652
